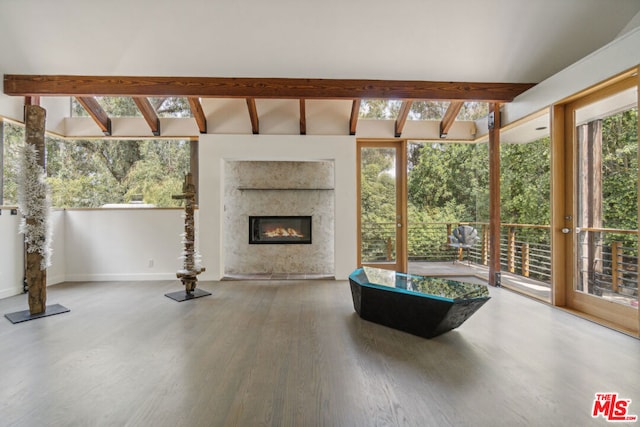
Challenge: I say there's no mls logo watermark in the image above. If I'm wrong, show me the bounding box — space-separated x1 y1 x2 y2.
592 393 638 422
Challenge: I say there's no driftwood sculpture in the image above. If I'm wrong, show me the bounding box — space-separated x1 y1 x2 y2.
172 173 205 295
21 106 49 315
5 105 69 324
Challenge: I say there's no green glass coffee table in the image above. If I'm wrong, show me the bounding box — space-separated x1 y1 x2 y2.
349 267 490 338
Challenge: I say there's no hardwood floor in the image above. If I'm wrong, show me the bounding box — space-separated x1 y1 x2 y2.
1 279 639 426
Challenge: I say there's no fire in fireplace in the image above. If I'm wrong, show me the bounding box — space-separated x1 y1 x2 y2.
249 216 312 244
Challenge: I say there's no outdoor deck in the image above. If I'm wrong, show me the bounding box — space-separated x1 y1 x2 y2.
224 262 552 303
409 261 552 302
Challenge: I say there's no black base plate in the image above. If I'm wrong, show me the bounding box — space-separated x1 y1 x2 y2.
164 288 211 302
5 303 70 324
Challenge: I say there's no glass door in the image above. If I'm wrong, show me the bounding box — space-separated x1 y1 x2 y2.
357 141 407 272
567 77 639 333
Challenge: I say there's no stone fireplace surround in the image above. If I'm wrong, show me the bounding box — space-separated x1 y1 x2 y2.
223 160 335 278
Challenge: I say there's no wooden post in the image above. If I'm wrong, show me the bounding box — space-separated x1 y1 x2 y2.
386 237 393 261
24 105 47 315
508 227 516 273
481 224 489 265
488 103 501 286
551 103 569 307
611 241 622 293
522 243 530 277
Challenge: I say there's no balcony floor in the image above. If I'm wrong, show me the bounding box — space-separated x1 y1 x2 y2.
408 261 552 303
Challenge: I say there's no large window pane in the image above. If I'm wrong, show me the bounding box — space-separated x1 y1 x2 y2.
46 138 192 208
3 120 193 208
575 86 638 307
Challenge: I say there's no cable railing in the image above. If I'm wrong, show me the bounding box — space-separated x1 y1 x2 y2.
577 227 638 305
361 221 553 283
361 221 639 303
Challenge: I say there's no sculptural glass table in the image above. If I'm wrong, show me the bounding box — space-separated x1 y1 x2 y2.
349 267 490 338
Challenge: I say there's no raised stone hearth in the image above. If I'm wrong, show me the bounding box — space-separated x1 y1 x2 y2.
223 160 335 277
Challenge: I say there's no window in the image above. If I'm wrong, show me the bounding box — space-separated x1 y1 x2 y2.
71 97 193 118
46 138 192 208
1 120 25 206
2 120 193 208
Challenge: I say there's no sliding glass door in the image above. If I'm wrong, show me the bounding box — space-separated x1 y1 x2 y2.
357 141 407 272
565 76 639 333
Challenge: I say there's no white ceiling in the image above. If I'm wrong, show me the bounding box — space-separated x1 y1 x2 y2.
1 0 639 84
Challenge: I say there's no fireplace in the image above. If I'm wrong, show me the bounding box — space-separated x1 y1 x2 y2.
249 216 312 244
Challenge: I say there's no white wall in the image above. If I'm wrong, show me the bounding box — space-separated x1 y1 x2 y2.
0 208 24 299
502 27 640 126
0 96 23 124
0 208 190 299
0 208 65 299
199 134 357 280
63 209 184 281
47 209 66 285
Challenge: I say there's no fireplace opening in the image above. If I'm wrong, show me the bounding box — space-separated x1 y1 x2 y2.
249 216 312 244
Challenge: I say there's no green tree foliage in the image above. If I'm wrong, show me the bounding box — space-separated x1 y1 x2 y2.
359 100 402 119
3 113 191 209
72 97 192 118
363 137 554 260
150 97 193 117
123 140 191 206
1 121 25 205
408 142 489 222
360 147 397 260
44 138 190 208
75 140 142 184
500 137 551 226
57 96 194 208
602 108 638 230
359 100 488 121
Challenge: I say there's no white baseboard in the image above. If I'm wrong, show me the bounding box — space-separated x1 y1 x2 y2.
0 286 24 300
64 272 178 282
47 275 66 286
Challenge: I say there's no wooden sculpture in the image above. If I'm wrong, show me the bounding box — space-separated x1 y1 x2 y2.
172 173 205 294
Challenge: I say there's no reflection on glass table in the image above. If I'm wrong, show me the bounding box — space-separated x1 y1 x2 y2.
349 267 490 338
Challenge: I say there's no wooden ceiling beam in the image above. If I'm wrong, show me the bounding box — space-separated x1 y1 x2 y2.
75 96 111 135
349 99 361 135
299 99 306 135
394 100 412 137
4 75 535 102
439 101 464 138
133 97 160 136
188 97 207 134
246 98 259 134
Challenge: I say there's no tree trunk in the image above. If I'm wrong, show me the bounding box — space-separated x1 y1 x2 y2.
24 105 47 315
26 250 47 314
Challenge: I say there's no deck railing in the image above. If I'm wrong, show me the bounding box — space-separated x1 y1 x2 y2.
576 227 638 301
361 222 639 301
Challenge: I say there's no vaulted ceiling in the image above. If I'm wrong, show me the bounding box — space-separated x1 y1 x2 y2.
1 0 639 139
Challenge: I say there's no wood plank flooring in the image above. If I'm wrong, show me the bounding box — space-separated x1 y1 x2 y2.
1 279 639 426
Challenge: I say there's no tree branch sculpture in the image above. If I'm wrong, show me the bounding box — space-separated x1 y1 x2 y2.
172 173 205 294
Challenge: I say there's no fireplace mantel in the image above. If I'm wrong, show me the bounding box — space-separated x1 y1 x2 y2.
224 160 335 276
